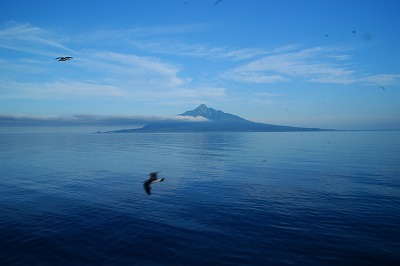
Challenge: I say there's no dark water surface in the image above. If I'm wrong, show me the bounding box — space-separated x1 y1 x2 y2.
1 130 399 265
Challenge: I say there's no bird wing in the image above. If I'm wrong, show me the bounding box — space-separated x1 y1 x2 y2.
150 171 159 179
151 178 163 184
144 173 164 195
151 178 161 184
144 180 151 195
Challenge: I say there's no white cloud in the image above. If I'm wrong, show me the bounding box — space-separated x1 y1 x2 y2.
84 51 188 88
0 22 77 56
358 74 400 86
0 22 223 103
223 46 357 84
221 45 400 87
71 51 193 101
129 38 268 61
2 21 399 109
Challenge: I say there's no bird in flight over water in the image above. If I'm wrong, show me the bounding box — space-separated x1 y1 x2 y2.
144 172 165 195
55 56 73 61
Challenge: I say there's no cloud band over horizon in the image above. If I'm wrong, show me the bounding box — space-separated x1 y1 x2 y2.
0 113 208 127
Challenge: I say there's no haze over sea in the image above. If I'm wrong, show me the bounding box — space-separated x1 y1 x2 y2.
1 129 399 265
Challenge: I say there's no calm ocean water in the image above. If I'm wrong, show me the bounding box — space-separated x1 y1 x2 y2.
1 129 399 265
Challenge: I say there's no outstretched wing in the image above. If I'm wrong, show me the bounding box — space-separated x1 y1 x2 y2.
151 177 165 184
150 171 159 179
55 57 73 61
144 180 152 195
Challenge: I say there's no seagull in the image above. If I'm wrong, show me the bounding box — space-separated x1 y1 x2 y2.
55 57 73 61
144 172 165 195
215 0 223 6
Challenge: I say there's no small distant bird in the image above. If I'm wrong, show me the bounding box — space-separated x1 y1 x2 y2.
324 33 329 38
380 86 385 91
352 30 356 34
144 172 165 195
215 0 223 6
55 57 73 61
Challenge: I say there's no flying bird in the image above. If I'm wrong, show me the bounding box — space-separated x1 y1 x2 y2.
215 0 223 6
55 57 73 61
144 172 165 195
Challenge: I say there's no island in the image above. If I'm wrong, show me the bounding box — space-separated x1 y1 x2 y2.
103 104 330 133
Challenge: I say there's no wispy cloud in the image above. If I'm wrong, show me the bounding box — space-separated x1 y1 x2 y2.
130 39 268 61
77 51 188 89
0 21 77 56
0 66 227 103
222 46 357 84
357 74 400 86
82 25 268 61
2 21 398 109
221 46 400 86
0 22 194 101
0 58 226 102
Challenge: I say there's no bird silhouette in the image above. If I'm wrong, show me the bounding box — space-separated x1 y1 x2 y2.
55 57 73 61
144 172 165 195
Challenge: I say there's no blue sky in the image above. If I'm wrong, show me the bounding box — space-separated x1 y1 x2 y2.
0 0 399 130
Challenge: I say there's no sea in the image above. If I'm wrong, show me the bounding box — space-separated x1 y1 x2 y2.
1 128 399 265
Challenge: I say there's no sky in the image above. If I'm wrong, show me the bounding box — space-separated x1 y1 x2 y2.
0 0 399 130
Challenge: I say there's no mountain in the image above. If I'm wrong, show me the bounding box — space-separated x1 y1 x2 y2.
179 104 247 122
105 104 329 133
